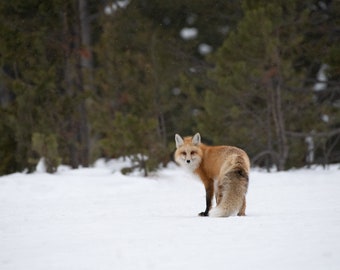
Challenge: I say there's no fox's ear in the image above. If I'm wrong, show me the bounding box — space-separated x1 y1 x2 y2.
175 134 184 148
192 133 201 145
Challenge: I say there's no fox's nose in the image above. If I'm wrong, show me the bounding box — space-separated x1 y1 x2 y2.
186 160 191 164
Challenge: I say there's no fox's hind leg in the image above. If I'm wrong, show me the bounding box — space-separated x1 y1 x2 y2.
237 197 246 216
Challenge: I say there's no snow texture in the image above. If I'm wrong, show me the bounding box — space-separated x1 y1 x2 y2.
180 27 198 40
1 160 340 270
198 43 212 55
314 64 328 91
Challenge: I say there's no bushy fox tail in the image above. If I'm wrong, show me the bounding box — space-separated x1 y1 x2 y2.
209 158 249 217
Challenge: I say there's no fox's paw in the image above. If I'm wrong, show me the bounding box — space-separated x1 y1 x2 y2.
198 211 209 217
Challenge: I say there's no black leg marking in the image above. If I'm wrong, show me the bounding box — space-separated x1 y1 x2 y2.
198 184 213 217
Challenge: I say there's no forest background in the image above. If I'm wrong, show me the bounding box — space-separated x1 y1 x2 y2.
0 0 339 176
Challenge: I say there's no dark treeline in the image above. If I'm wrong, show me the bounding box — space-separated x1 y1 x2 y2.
0 0 339 175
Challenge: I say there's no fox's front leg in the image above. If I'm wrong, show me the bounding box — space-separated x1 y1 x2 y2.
199 179 214 216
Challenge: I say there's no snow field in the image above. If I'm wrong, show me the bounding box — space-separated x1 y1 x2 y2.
1 161 340 270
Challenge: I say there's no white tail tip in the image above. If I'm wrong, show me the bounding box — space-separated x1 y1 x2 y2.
209 207 237 217
208 207 225 217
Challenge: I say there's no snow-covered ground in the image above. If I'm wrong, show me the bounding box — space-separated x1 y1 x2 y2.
1 160 340 270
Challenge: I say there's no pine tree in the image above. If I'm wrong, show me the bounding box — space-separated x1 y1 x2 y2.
0 0 63 172
202 0 329 170
304 0 340 164
92 3 171 175
0 0 97 173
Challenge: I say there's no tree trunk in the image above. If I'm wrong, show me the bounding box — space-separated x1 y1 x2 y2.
61 2 90 167
266 89 274 171
270 80 288 171
78 0 95 166
78 0 94 89
150 32 167 147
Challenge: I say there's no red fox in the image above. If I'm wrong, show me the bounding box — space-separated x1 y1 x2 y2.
174 133 250 217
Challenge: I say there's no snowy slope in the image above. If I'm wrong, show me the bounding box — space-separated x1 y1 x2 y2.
1 161 340 270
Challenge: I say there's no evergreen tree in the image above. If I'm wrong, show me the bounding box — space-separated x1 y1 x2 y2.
304 0 340 164
201 0 330 170
92 3 171 175
0 0 64 172
0 0 98 173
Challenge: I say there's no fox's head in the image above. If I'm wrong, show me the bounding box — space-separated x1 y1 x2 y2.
174 133 202 171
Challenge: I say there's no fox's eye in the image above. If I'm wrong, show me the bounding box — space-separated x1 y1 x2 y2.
190 151 196 155
181 151 186 156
